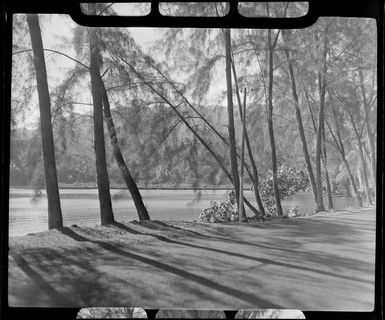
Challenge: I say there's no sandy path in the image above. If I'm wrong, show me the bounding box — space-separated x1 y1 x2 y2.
8 207 375 311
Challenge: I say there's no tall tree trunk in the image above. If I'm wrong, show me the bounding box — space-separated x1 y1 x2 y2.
146 51 261 213
358 69 376 194
88 3 114 225
282 33 320 213
124 60 260 216
314 27 328 213
342 157 362 207
298 69 333 210
344 180 352 197
266 29 283 216
321 117 334 210
27 14 63 229
326 115 363 208
224 28 246 221
231 56 265 216
238 89 247 219
348 112 373 205
100 82 151 220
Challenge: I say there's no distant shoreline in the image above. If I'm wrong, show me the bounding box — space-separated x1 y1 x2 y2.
9 185 236 191
9 186 353 198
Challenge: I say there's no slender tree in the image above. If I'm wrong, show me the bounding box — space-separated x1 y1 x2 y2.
238 89 247 219
327 81 372 206
326 105 363 207
231 54 265 216
348 111 372 205
321 116 334 210
282 29 321 212
27 14 63 229
100 81 151 220
266 24 284 216
120 57 260 216
314 25 329 213
358 69 376 193
87 3 115 224
297 62 333 211
145 57 263 216
225 28 246 221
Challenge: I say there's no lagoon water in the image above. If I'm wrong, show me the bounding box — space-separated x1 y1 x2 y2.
9 188 357 237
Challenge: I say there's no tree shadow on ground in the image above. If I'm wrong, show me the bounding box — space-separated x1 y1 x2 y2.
120 217 375 275
110 223 373 285
10 210 375 309
59 227 281 308
228 215 375 245
9 251 74 306
9 246 124 307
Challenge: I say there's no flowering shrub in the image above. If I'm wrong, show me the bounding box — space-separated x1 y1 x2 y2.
287 205 300 217
199 165 309 222
259 165 309 216
199 191 239 223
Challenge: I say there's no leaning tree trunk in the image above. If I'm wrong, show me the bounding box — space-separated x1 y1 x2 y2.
282 35 321 213
100 82 151 220
358 69 376 194
231 57 265 216
314 26 329 213
299 68 332 212
342 157 363 208
348 112 372 205
266 29 283 217
238 89 247 219
27 14 63 229
321 115 334 210
88 3 114 225
315 80 326 212
326 116 363 208
138 52 262 216
224 28 246 221
151 60 262 210
124 60 261 216
357 142 372 205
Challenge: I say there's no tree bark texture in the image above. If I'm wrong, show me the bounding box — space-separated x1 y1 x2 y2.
100 82 151 220
348 112 372 205
27 14 63 229
88 3 115 225
314 28 328 212
267 29 283 216
321 116 334 210
358 69 376 194
150 59 264 207
231 56 265 216
224 29 245 220
327 114 363 208
282 36 321 213
124 61 261 216
238 89 247 219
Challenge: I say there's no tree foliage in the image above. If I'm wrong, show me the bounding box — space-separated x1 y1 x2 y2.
11 9 377 223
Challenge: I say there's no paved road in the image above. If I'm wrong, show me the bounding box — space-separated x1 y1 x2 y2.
8 207 376 311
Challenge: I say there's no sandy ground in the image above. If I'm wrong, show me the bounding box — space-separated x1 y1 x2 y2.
8 207 375 311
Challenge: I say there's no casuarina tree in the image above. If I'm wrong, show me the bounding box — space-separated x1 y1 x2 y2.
27 14 63 229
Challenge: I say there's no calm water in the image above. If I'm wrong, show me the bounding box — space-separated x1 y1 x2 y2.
9 188 357 236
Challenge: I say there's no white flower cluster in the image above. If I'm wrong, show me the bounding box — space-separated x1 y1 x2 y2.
199 191 239 223
288 205 300 217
